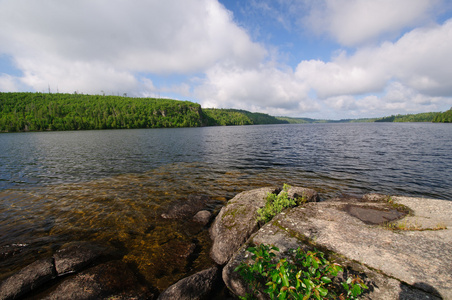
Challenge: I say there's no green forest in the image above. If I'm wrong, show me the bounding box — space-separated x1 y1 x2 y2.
0 92 285 132
203 108 287 126
374 112 439 122
280 110 452 124
0 92 450 132
432 108 452 122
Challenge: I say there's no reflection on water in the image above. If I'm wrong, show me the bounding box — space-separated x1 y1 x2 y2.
1 123 451 291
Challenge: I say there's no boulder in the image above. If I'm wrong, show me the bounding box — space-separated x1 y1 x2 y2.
0 258 56 300
286 186 319 204
223 194 451 299
53 241 120 276
161 194 210 219
209 187 277 265
157 266 221 300
193 210 212 226
43 260 153 300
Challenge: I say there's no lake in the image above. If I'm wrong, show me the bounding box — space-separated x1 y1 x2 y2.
0 123 451 291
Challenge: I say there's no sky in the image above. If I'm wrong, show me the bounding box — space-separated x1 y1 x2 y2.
0 0 452 119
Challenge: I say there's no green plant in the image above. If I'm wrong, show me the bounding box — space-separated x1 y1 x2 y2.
257 184 296 223
235 244 368 300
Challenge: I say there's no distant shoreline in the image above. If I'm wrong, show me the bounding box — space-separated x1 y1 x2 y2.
0 92 450 133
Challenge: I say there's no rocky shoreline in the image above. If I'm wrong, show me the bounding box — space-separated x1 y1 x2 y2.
1 186 451 299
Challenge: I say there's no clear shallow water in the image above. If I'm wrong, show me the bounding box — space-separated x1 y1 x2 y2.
0 123 451 291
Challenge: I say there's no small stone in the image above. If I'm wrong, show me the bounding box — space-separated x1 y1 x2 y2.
193 210 212 226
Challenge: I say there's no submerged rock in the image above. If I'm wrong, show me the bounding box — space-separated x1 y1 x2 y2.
0 244 29 262
0 241 126 300
192 210 212 226
0 258 56 300
161 194 211 219
43 260 153 300
53 241 120 276
157 266 221 300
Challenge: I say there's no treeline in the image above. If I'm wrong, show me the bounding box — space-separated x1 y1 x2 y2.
204 109 287 126
278 116 377 123
0 92 206 132
374 112 439 122
0 92 287 132
432 108 452 123
280 111 452 124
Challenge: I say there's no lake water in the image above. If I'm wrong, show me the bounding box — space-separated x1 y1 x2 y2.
0 123 451 291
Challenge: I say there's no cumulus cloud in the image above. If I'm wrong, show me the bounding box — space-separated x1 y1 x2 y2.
0 74 22 92
299 19 452 98
322 82 450 119
193 17 452 118
303 0 440 46
195 63 320 116
0 0 450 119
0 0 266 94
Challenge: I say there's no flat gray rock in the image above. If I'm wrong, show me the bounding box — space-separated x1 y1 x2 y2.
224 195 451 299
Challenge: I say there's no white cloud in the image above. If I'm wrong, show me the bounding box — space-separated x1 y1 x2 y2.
303 0 440 46
295 19 452 100
195 63 319 116
195 17 452 118
0 0 450 119
0 74 22 92
0 0 266 94
295 58 387 99
15 55 139 95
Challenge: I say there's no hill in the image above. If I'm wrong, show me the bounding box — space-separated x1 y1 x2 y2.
204 109 287 126
0 92 206 132
374 112 439 122
0 92 286 132
432 108 452 123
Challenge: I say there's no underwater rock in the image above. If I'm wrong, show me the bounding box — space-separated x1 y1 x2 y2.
0 258 56 300
161 194 211 219
192 210 212 226
53 241 121 276
157 266 221 300
43 260 154 300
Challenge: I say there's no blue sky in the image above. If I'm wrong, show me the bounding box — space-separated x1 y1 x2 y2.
1 0 451 119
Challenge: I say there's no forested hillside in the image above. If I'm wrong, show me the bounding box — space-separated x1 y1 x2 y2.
0 92 205 132
203 109 287 126
433 108 452 123
374 112 439 122
0 92 286 132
